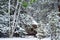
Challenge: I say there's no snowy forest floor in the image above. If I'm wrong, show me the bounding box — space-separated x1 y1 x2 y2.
0 37 51 40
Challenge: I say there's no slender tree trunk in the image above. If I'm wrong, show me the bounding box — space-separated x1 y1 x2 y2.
9 0 18 37
8 0 11 37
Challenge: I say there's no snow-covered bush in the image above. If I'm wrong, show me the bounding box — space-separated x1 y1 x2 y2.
49 12 60 40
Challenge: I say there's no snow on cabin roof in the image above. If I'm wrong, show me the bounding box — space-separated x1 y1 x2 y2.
19 14 38 25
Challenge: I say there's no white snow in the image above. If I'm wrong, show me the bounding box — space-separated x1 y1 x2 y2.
41 37 51 40
0 37 51 40
0 38 38 40
32 20 38 25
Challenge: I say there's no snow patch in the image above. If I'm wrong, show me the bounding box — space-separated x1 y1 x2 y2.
41 37 51 40
0 38 39 40
0 37 51 40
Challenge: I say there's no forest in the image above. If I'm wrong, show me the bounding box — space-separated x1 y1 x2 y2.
0 0 60 40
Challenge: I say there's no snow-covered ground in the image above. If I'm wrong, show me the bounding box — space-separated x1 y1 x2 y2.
41 37 51 40
0 37 51 40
